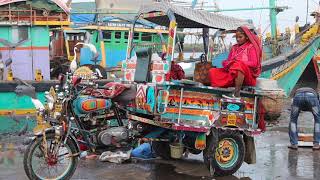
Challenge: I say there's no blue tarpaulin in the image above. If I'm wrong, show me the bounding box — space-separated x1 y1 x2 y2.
71 2 96 24
79 47 102 66
71 14 96 24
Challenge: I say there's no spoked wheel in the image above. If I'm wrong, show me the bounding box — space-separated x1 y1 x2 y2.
203 130 245 176
23 134 78 180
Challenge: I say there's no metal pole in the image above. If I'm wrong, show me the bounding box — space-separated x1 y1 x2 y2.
178 88 184 124
269 0 277 41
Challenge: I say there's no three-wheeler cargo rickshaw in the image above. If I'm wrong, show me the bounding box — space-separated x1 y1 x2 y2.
120 2 265 176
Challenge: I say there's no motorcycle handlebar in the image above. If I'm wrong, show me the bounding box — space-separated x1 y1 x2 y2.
78 84 110 90
97 86 111 90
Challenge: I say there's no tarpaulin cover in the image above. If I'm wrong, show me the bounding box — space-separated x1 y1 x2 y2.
138 2 253 30
0 0 70 13
71 14 96 24
79 47 102 66
71 2 96 24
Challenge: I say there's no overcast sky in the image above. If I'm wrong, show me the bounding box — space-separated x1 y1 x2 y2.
69 0 319 36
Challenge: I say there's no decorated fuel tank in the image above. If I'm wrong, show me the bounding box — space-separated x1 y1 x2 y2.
72 96 112 115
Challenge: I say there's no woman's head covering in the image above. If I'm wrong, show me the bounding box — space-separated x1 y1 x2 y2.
239 26 262 62
239 26 262 76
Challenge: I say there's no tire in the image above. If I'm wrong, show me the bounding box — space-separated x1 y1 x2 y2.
151 141 171 160
23 134 79 180
203 130 245 176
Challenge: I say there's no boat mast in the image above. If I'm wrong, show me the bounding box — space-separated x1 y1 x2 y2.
269 0 277 41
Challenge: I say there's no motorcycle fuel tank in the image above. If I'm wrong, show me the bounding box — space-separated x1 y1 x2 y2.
73 96 112 114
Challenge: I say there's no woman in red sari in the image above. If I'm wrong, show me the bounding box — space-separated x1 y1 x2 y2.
209 26 262 97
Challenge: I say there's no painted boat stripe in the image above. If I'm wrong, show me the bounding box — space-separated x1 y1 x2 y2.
271 50 309 80
33 21 71 26
77 25 168 34
0 47 49 50
0 109 36 116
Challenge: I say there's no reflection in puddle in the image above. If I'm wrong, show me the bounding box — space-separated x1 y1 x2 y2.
288 150 320 179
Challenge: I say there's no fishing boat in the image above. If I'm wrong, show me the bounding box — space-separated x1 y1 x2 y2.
0 0 170 133
0 0 70 132
174 0 320 119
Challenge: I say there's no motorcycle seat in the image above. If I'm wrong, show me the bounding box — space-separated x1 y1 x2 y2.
86 82 133 99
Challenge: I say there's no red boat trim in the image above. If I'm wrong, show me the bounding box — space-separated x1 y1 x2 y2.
0 47 49 50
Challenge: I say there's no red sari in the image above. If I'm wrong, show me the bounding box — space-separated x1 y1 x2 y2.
209 26 262 87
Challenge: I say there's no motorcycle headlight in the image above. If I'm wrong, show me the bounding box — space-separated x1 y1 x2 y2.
58 92 64 100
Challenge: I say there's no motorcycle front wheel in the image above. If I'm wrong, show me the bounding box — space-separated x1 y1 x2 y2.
23 134 79 180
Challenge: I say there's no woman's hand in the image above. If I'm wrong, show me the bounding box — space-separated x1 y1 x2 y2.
222 60 233 70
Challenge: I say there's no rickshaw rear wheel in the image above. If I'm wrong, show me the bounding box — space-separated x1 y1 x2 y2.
203 130 245 176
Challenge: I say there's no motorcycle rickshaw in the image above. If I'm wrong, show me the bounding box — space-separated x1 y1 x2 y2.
120 2 265 176
21 2 267 179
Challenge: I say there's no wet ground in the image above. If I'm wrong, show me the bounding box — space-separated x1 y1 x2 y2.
1 129 319 180
1 107 320 180
1 94 320 180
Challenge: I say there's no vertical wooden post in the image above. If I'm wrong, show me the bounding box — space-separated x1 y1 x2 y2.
64 32 71 61
99 29 106 68
9 4 11 24
126 15 137 60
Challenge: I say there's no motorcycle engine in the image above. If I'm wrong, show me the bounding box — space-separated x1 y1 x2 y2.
97 127 129 146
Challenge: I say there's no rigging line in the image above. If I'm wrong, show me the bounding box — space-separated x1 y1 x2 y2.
262 23 271 36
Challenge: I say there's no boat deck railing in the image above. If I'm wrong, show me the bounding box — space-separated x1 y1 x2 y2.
0 9 68 25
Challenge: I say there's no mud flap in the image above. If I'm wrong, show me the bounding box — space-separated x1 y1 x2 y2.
243 134 256 164
209 160 215 176
208 129 219 176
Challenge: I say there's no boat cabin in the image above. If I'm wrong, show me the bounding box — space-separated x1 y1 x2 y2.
0 0 70 81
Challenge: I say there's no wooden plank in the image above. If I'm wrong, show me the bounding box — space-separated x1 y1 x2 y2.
298 133 313 142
